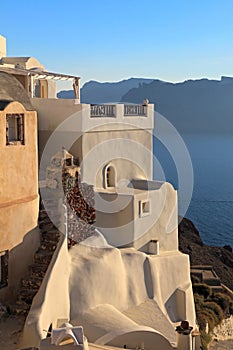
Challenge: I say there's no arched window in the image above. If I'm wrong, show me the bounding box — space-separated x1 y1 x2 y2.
104 164 116 188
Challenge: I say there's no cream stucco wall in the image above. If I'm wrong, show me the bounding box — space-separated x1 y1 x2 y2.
95 192 135 246
133 181 178 252
0 102 38 202
34 101 154 187
81 104 154 133
31 98 84 160
0 101 39 300
78 128 153 187
95 181 178 252
21 239 196 350
32 99 83 132
0 35 6 58
1 56 44 70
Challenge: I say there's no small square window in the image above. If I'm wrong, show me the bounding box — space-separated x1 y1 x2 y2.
65 158 72 167
139 200 150 217
0 250 8 289
6 114 24 145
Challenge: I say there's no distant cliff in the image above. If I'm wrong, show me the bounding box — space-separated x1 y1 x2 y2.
121 77 233 133
58 78 153 103
178 217 233 290
58 76 233 133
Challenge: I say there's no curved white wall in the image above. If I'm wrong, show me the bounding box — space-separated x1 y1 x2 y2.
21 234 196 349
21 236 71 348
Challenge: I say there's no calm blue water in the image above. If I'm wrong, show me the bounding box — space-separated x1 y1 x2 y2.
153 134 233 248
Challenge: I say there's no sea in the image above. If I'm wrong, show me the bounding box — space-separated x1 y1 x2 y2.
153 134 233 248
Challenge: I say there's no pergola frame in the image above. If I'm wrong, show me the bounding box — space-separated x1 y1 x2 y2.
0 65 80 98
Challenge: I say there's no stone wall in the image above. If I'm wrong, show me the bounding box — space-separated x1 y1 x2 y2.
212 315 233 342
0 101 39 301
62 168 95 247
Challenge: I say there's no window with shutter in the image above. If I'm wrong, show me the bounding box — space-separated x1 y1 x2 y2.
6 114 24 145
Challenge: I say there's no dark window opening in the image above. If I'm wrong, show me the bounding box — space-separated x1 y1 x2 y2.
0 250 8 289
139 200 150 217
65 158 72 167
73 157 80 166
6 114 24 145
105 165 116 188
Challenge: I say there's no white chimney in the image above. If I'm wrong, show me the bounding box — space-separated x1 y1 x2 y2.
0 35 6 58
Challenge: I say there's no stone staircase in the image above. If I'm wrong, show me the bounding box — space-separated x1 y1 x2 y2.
12 208 61 315
191 265 223 293
11 151 95 316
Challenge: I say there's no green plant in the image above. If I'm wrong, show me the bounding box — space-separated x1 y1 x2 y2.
196 311 207 331
203 301 224 325
200 330 212 350
193 283 212 299
209 292 231 315
192 278 233 348
191 274 201 284
200 308 218 331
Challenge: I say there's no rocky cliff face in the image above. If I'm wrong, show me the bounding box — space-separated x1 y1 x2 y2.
212 315 233 342
178 217 233 290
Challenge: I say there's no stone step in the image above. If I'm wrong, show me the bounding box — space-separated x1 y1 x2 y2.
41 226 60 234
29 263 47 278
41 230 60 241
39 215 52 223
13 208 63 310
40 237 60 247
39 219 53 228
34 249 54 265
18 288 38 304
39 221 57 231
211 286 224 293
41 234 60 243
34 254 54 266
29 262 48 272
21 276 43 289
11 302 30 315
40 240 58 252
203 278 221 286
39 211 49 221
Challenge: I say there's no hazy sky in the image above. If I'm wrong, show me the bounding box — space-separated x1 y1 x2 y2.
1 0 233 86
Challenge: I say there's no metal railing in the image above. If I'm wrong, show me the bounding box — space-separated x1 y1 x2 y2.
90 104 115 117
124 104 146 116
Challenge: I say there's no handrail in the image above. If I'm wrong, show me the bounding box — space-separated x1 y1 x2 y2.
90 104 115 117
124 104 146 116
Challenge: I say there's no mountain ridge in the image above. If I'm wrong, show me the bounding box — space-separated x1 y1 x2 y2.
58 76 233 133
57 77 154 103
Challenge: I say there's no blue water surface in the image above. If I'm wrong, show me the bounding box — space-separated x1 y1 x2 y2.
153 134 233 247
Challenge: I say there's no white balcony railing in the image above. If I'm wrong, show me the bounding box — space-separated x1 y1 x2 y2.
83 103 153 132
90 104 116 117
90 104 147 118
124 104 146 116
